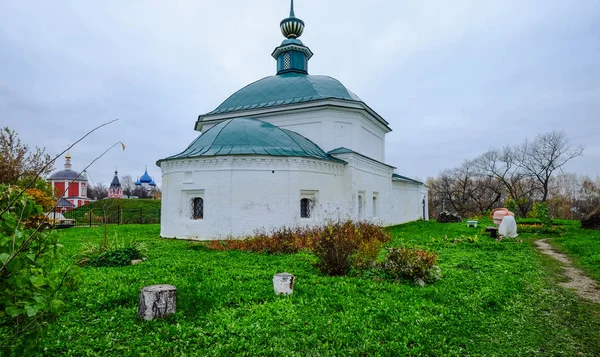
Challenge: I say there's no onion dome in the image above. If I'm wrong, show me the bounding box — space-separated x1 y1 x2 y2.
280 0 304 39
49 153 87 181
159 118 343 165
139 169 153 183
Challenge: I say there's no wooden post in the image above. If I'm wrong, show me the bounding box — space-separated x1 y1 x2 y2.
138 284 177 320
273 273 294 295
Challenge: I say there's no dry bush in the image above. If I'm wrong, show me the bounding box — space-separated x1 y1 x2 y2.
311 221 391 276
206 220 392 276
208 225 318 254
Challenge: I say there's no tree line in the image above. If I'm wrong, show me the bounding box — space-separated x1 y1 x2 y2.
427 130 596 219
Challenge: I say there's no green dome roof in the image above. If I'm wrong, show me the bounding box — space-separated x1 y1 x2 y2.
159 118 343 163
207 73 362 115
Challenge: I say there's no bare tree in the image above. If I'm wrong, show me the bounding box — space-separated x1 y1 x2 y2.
428 161 490 216
0 127 53 184
121 175 135 198
88 183 108 200
133 185 152 199
473 147 538 216
517 130 584 202
574 176 600 218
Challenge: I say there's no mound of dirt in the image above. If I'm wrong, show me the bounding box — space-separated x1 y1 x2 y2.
436 211 462 223
581 208 600 230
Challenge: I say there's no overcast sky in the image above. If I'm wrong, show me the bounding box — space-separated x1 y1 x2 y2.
1 0 599 187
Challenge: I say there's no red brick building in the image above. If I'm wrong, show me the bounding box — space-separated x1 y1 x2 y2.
48 153 90 209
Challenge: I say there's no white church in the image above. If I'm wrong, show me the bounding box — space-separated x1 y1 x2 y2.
157 2 428 240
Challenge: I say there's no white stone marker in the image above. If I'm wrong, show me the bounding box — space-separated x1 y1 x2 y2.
273 273 294 295
137 284 177 320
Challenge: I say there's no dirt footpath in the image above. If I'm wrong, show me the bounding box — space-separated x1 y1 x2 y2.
534 239 600 304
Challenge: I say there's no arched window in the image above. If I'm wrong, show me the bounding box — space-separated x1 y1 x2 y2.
191 197 203 220
300 198 312 218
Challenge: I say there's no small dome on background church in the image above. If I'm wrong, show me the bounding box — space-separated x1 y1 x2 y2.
135 168 156 187
139 169 153 184
49 153 87 181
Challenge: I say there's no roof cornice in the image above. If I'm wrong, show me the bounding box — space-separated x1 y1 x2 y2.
271 44 313 60
195 98 391 133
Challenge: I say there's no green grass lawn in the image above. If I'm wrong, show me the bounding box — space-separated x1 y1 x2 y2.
33 221 600 356
549 220 600 282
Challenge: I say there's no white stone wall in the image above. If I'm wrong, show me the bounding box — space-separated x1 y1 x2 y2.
391 180 428 225
201 106 388 163
329 151 394 224
159 156 347 239
159 153 427 240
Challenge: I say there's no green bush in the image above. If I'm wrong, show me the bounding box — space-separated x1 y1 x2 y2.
0 185 79 356
78 234 146 267
86 248 144 267
379 247 440 284
504 198 519 218
532 202 553 228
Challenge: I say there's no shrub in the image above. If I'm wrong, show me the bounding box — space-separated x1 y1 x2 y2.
207 225 315 254
532 202 553 228
0 185 79 356
504 198 519 219
379 247 440 284
206 221 392 277
312 222 359 276
78 234 146 267
436 211 461 223
581 207 600 230
313 221 391 276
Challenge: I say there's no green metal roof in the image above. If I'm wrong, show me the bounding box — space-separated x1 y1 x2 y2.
327 147 396 169
207 73 362 115
392 173 424 185
159 118 344 164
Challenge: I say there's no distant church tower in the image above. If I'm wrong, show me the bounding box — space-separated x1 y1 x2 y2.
135 168 157 191
108 169 124 198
